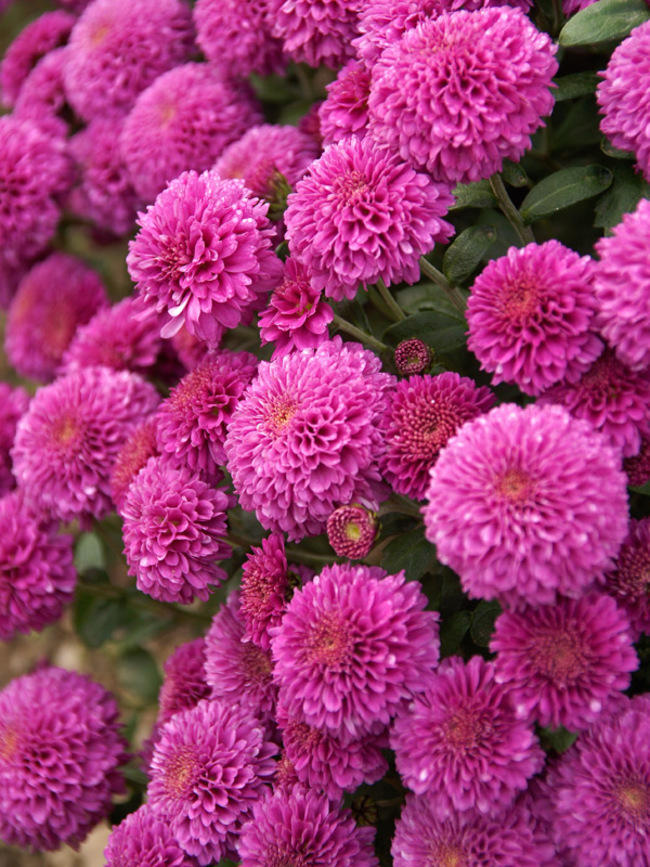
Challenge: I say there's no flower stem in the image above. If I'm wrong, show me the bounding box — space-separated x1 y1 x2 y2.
331 314 388 353
374 277 406 321
418 258 468 315
489 172 535 246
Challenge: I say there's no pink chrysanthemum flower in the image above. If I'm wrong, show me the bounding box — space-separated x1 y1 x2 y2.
237 788 379 867
0 384 30 498
128 170 283 345
368 8 557 184
265 0 361 68
319 59 371 146
148 699 276 866
605 519 650 638
423 403 630 609
63 0 194 122
12 367 158 524
121 64 263 204
159 638 211 726
271 562 440 738
598 21 650 182
285 135 454 302
0 10 75 107
491 594 637 732
104 805 194 867
593 197 650 371
13 48 70 140
392 794 556 867
625 437 650 487
156 348 258 480
381 372 495 501
194 0 285 77
110 416 159 512
545 696 650 866
258 258 334 358
539 348 650 458
240 533 295 651
5 252 108 382
122 456 231 604
327 504 378 559
68 117 140 237
0 667 127 851
391 655 544 818
467 241 602 396
0 492 76 640
394 338 431 375
225 337 394 541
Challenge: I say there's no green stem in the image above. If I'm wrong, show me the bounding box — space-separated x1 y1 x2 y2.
374 277 406 321
331 314 388 353
286 547 342 565
489 172 535 246
78 579 212 625
382 494 423 519
418 258 468 315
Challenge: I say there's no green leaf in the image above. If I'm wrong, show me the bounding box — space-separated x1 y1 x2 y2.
443 225 497 284
396 282 466 321
559 0 650 46
470 600 502 647
520 165 612 224
594 163 650 229
73 592 125 649
383 312 467 354
630 481 650 496
381 525 437 581
539 726 579 754
501 160 528 188
553 71 600 102
600 137 636 160
450 179 497 210
439 610 472 658
74 532 105 573
116 648 162 705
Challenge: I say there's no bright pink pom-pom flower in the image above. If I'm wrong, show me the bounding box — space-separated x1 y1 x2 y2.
110 416 159 512
104 805 194 867
266 0 361 68
319 59 371 146
158 638 211 726
0 384 30 497
13 48 70 140
240 533 293 651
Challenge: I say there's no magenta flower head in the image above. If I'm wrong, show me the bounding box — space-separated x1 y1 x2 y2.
319 59 371 146
156 348 258 480
285 135 453 302
122 455 231 604
148 699 276 865
593 197 650 371
394 338 430 376
0 666 127 851
237 788 379 867
225 337 394 541
127 170 283 345
5 252 108 382
606 519 650 638
105 805 194 867
491 594 638 732
110 416 159 512
391 655 544 818
467 241 602 395
258 258 333 358
158 638 211 726
0 384 30 498
271 562 440 738
63 0 194 122
625 437 650 488
12 367 159 525
423 403 630 609
266 0 361 68
368 7 557 184
13 48 70 141
240 533 293 651
381 372 495 501
121 63 263 204
326 504 378 559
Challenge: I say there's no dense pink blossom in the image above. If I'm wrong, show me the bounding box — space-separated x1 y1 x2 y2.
625 436 650 487
327 504 378 559
0 667 127 851
0 384 29 497
394 338 430 375
368 7 557 184
467 241 602 395
104 805 194 867
423 403 630 609
605 519 650 637
285 135 453 301
128 170 282 345
319 60 371 146
225 338 393 540
13 47 70 140
265 0 361 68
240 533 293 651
110 416 159 512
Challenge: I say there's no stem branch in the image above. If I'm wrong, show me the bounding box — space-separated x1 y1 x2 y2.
374 277 406 321
418 258 468 315
489 172 535 246
331 314 387 353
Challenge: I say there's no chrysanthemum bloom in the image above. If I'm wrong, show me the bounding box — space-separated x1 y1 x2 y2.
545 696 650 866
68 117 140 237
467 241 602 396
391 655 544 818
285 136 454 302
194 0 285 77
258 258 333 358
0 10 75 107
0 384 30 498
159 638 211 726
539 348 650 458
0 666 127 851
110 416 159 512
394 338 430 375
423 403 629 608
598 21 650 182
12 367 159 524
319 60 371 146
5 253 108 382
593 197 650 371
148 699 276 865
205 592 277 719
128 171 283 344
225 338 393 541
272 562 440 737
491 594 637 732
326 504 378 559
367 8 557 184
156 348 258 480
121 456 231 604
0 492 76 640
104 805 194 867
121 64 263 204
605 519 650 638
625 437 650 487
265 0 361 68
381 372 495 501
237 788 379 867
240 534 295 651
392 794 556 867
13 48 70 140
63 0 194 122
298 101 325 148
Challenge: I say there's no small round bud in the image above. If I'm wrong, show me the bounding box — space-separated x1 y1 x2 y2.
327 504 378 559
394 338 431 375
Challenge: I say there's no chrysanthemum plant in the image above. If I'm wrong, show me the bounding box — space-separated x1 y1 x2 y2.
1 0 650 863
